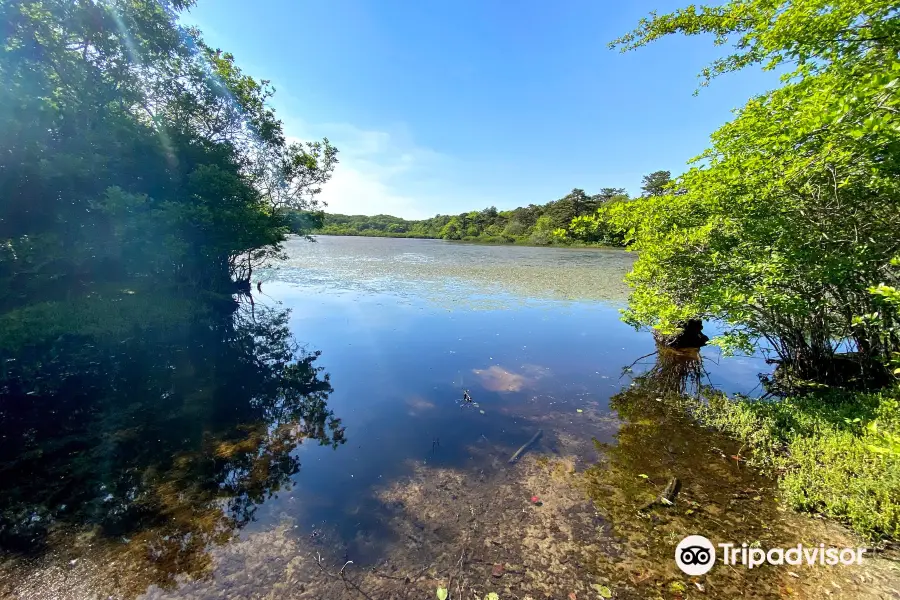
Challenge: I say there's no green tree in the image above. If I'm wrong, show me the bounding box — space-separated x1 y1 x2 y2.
639 171 671 197
0 0 337 308
608 0 900 381
596 187 627 203
502 220 527 240
529 214 555 245
440 216 463 240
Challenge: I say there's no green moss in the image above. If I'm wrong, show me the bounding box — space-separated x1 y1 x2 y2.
683 388 900 542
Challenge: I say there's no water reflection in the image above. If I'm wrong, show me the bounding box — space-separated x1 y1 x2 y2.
582 348 801 597
0 298 344 595
623 345 709 398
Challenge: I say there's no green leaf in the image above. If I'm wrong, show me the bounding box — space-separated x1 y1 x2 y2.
592 583 613 598
486 593 500 600
436 587 449 600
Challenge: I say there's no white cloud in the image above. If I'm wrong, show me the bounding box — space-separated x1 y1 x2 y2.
283 120 458 220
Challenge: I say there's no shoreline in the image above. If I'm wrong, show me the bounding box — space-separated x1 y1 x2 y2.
307 232 625 251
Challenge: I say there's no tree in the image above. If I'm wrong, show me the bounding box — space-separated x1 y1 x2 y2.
285 210 325 237
640 171 671 197
596 187 627 203
608 0 900 381
502 220 527 240
543 189 591 231
529 215 555 245
439 217 463 240
0 0 337 309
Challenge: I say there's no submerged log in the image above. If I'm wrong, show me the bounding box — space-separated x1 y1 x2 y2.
508 429 543 464
638 477 681 512
653 319 709 349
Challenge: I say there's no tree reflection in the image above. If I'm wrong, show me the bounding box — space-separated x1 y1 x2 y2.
593 345 721 509
0 296 344 592
621 345 707 399
581 346 780 596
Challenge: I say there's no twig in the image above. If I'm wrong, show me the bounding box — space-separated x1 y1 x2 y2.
456 546 466 600
315 553 375 600
622 350 659 375
368 570 407 581
410 563 433 583
508 429 543 464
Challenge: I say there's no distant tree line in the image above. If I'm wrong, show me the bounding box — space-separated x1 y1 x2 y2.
289 172 671 247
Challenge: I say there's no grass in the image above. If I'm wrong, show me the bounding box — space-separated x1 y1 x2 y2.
682 387 900 542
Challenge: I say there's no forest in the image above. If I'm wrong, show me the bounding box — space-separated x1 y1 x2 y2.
0 0 337 313
302 175 662 246
304 171 672 246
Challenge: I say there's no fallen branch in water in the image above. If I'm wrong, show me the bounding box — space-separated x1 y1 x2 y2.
314 554 376 600
340 560 354 576
508 429 543 464
638 477 681 512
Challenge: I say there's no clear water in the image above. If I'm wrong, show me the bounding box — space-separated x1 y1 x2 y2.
3 236 878 600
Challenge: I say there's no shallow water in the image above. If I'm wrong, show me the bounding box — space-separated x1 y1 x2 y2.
1 236 893 599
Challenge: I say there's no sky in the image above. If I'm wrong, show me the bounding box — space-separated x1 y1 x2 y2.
184 0 781 219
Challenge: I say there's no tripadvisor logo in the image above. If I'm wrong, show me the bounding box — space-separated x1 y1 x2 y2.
675 536 716 575
675 535 867 575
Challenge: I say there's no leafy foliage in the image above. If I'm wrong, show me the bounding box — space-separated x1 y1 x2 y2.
0 4 345 585
0 0 337 310
306 185 647 247
686 387 900 541
607 0 900 380
640 170 671 197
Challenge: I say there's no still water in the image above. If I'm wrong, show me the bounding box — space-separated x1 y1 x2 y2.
0 236 881 599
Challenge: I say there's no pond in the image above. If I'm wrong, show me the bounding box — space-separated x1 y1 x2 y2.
0 236 891 599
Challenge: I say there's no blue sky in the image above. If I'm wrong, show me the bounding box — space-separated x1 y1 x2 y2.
185 0 781 219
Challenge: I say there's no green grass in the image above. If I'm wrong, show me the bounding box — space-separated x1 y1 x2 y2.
683 387 900 542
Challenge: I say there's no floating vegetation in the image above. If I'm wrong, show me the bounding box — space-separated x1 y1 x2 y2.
267 236 635 308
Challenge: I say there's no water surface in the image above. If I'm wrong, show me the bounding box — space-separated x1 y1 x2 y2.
2 236 886 600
